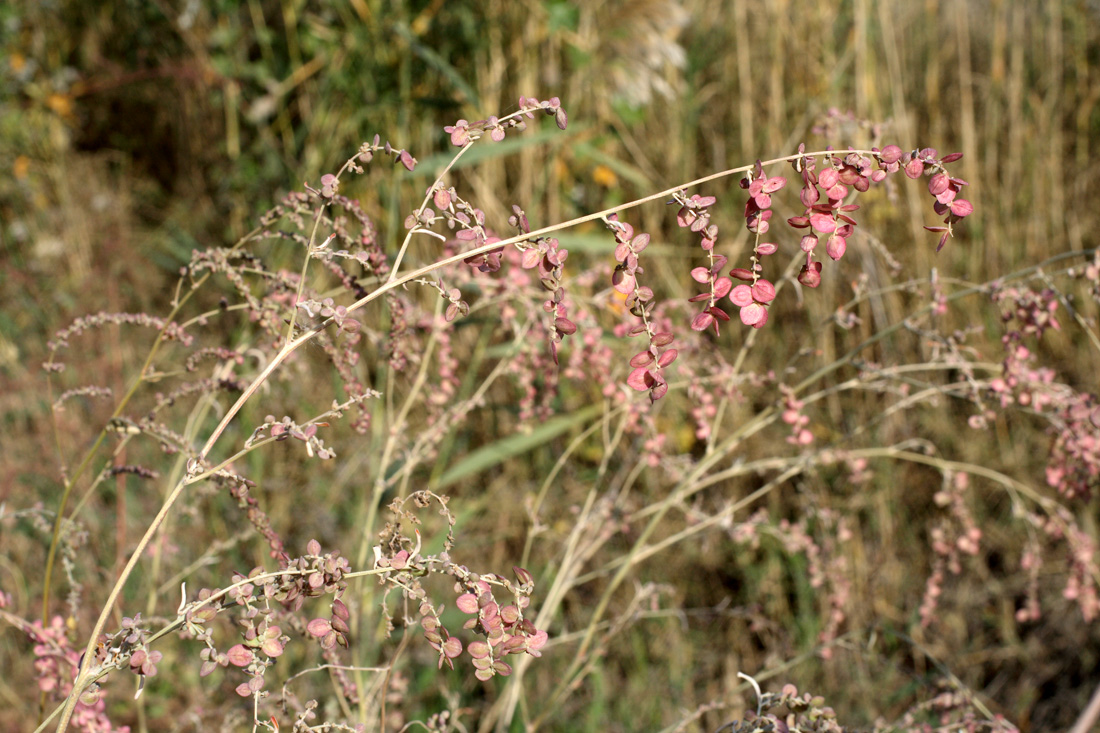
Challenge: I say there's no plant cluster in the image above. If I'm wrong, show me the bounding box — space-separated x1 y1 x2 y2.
4 91 1099 733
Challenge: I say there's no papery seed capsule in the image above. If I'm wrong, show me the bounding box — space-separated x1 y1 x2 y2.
798 261 823 288
825 235 847 261
928 172 950 196
730 284 754 307
751 279 776 303
879 145 903 164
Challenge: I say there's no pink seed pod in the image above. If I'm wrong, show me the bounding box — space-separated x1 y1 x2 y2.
751 279 776 304
730 284 754 307
825 234 847 261
798 260 823 288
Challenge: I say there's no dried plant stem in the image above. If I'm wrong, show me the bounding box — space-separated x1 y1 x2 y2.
1069 679 1100 733
49 148 973 731
40 226 264 633
525 407 779 728
39 564 390 733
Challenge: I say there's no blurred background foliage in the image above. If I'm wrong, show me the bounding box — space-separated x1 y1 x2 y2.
4 0 1099 371
2 0 1099 730
4 0 1099 347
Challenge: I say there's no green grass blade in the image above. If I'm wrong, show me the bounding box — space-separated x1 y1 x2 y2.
434 404 602 489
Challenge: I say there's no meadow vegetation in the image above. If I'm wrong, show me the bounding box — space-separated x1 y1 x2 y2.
1 1 1099 731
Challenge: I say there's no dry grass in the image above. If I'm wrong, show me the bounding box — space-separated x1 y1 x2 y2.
2 1 1099 731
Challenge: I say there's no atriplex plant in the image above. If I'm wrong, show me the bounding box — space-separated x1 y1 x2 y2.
11 93 1095 731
